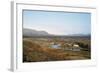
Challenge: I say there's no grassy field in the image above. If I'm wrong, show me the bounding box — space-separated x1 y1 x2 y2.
23 36 91 62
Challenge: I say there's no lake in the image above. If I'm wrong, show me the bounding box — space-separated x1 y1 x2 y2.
50 44 81 51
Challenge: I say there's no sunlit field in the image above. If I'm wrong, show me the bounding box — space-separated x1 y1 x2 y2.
23 36 91 62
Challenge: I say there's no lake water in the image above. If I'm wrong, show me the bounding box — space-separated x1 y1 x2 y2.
50 44 81 51
50 44 61 49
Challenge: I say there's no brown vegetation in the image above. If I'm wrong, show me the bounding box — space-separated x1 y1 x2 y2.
23 37 91 62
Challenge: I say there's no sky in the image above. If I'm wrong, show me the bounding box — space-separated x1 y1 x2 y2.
23 10 91 35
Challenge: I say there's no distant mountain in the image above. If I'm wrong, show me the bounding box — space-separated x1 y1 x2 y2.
23 28 50 37
23 28 90 37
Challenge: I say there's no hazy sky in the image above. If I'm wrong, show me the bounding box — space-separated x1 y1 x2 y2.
23 10 91 35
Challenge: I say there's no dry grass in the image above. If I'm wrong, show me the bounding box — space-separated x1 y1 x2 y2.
23 38 90 62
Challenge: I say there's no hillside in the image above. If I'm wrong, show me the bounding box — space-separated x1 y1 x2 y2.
23 28 50 37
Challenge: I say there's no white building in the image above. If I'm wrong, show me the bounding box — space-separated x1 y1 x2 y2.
73 44 79 47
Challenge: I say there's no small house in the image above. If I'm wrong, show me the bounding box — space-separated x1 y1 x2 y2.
73 44 79 47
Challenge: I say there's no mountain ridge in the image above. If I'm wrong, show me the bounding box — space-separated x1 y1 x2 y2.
23 28 90 37
23 28 50 37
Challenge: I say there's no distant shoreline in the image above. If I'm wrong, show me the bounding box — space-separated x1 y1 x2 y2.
23 35 91 38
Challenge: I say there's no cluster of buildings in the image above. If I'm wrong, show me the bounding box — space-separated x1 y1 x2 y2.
49 42 81 51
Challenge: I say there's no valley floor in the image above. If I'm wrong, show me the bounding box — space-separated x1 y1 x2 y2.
23 37 91 62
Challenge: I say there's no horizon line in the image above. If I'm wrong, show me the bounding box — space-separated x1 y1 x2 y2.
23 27 91 36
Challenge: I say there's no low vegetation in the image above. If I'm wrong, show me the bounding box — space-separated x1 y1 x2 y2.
23 37 91 62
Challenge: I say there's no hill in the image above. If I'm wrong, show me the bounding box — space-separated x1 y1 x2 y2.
23 28 50 37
